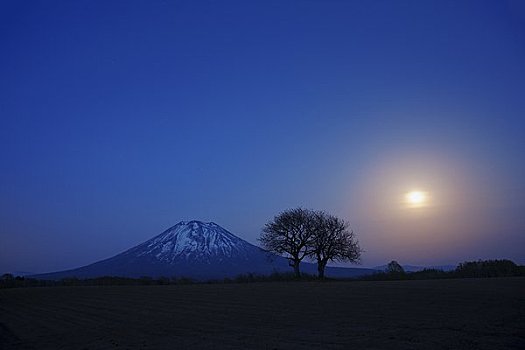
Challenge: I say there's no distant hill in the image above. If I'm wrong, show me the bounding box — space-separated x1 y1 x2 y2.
373 264 456 272
2 271 34 277
31 221 376 280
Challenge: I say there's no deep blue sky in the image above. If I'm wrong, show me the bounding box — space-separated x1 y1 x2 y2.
1 0 524 273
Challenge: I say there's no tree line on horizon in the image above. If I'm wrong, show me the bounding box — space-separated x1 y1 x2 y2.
361 259 525 281
1 259 523 289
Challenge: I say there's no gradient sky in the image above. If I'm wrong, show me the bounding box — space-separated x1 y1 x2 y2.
1 0 524 273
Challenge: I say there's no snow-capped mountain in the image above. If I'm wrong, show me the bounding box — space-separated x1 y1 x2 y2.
129 221 258 264
32 221 375 280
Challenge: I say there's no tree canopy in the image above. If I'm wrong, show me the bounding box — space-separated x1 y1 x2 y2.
260 208 317 277
260 208 361 278
386 260 405 274
309 211 361 278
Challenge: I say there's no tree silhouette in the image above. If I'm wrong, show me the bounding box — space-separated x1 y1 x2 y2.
259 208 316 277
309 211 361 279
386 260 405 274
455 259 520 277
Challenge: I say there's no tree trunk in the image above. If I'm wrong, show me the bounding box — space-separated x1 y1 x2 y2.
292 260 301 278
317 259 327 279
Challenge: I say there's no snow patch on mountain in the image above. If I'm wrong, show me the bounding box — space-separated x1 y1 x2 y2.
128 221 257 264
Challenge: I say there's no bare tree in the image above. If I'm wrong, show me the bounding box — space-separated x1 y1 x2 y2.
309 212 361 279
259 208 316 277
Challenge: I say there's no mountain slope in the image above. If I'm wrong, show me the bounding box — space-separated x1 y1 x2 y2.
32 221 375 280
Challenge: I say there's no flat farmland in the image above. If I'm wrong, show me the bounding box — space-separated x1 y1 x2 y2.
1 278 524 349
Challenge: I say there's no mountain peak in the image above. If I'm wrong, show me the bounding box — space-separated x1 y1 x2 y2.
128 220 255 264
176 220 218 227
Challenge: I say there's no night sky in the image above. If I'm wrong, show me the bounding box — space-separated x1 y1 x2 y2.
1 0 524 274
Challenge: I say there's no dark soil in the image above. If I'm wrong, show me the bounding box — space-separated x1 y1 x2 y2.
1 277 524 349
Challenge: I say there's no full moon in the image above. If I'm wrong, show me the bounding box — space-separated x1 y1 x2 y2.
405 191 428 208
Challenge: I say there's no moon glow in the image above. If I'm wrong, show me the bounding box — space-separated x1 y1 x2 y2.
405 191 428 208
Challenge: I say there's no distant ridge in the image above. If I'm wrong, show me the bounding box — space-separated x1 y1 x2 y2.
2 271 34 277
32 221 376 280
373 263 456 272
